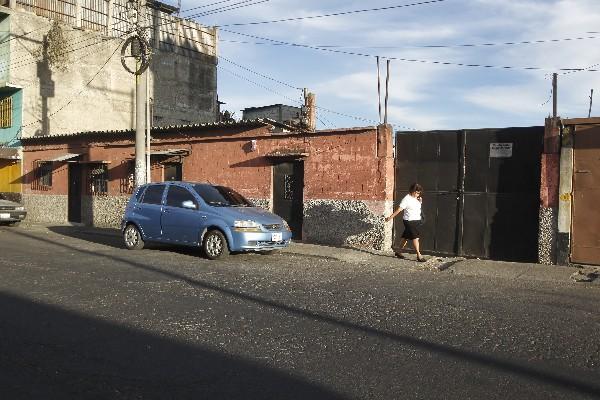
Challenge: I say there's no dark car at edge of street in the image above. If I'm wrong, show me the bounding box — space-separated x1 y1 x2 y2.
0 194 27 226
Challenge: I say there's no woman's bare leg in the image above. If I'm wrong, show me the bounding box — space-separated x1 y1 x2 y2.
412 238 422 259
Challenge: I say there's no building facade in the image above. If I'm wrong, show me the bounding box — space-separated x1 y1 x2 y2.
0 0 218 199
21 121 395 250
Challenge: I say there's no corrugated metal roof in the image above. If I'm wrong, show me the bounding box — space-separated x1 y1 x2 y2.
20 119 294 142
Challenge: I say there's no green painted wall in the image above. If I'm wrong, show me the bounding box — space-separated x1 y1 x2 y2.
0 89 22 146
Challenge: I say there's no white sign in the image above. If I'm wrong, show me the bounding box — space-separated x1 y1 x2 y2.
490 143 513 158
0 213 9 219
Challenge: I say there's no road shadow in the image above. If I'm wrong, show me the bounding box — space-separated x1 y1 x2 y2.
9 228 600 399
45 225 247 258
0 291 346 399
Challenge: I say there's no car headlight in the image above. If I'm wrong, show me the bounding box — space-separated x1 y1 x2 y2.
233 220 262 232
15 206 25 211
282 219 291 231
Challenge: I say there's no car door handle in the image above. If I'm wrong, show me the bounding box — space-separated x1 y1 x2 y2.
575 170 591 174
201 215 207 219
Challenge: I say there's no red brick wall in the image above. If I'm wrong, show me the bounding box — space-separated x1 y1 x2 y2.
22 124 394 202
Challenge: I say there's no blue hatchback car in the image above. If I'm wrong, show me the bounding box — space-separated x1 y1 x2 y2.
121 181 292 259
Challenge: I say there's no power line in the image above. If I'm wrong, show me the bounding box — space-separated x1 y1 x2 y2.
218 64 415 130
188 0 272 18
0 35 123 76
214 0 448 27
219 55 302 90
219 32 600 50
220 28 600 72
21 39 124 132
181 0 237 13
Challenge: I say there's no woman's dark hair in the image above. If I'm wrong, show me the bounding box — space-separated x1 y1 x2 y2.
409 183 423 194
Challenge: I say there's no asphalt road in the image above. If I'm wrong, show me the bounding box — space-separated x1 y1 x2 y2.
1 225 599 400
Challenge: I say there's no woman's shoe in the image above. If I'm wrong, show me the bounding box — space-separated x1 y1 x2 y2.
394 252 404 259
417 256 427 262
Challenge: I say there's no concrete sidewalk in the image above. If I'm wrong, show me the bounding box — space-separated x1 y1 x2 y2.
281 242 600 286
17 223 600 286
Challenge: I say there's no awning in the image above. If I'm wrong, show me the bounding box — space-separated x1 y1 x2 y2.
265 149 309 159
78 160 111 164
150 149 190 157
0 148 20 160
45 153 81 162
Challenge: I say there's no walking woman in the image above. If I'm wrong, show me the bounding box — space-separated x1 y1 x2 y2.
385 183 426 262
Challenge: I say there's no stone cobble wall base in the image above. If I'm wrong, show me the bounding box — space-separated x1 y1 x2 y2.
23 194 69 225
303 200 393 251
82 196 130 228
538 206 557 264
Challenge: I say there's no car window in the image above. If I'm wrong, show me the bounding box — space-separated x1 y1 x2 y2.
193 184 252 207
141 184 165 205
135 186 147 202
166 185 197 208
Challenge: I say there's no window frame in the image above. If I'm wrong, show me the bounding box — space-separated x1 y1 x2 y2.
165 185 198 209
88 163 109 195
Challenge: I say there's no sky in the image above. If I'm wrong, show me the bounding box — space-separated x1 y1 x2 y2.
175 0 600 130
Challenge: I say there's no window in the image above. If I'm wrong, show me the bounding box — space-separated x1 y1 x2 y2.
88 164 108 195
135 185 147 202
34 161 52 188
141 184 165 205
166 185 197 208
0 96 12 128
193 184 252 207
164 163 182 181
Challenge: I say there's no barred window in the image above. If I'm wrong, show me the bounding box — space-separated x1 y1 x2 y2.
88 164 108 195
33 161 52 189
0 96 12 128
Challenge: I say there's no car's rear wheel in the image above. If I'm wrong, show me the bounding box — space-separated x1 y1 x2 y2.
124 224 145 250
203 230 229 260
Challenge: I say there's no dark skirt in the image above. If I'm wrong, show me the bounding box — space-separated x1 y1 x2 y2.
402 219 421 240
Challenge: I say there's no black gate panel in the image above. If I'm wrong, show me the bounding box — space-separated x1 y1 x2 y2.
273 161 304 239
394 126 543 262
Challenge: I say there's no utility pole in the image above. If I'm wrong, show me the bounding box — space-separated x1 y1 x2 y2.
384 60 390 125
134 0 148 187
552 72 558 118
588 89 594 118
377 56 382 123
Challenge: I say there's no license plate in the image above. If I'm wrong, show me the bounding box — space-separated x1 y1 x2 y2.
271 232 283 242
0 213 9 219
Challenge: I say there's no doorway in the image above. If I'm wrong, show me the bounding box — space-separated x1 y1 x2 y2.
571 124 600 264
273 161 304 239
68 163 82 223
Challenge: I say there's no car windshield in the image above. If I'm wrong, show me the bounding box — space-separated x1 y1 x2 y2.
193 184 252 207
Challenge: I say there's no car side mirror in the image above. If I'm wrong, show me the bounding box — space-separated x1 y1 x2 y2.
181 200 197 210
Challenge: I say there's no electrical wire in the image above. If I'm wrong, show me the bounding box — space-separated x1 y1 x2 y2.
220 28 599 72
219 55 302 90
219 32 600 50
188 0 272 18
218 64 415 130
214 0 448 27
21 39 124 134
181 0 238 13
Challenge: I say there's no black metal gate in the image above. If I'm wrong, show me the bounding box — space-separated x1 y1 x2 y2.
394 127 543 262
273 161 304 239
68 163 82 223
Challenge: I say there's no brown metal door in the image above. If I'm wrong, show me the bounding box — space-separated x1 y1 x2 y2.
571 124 600 264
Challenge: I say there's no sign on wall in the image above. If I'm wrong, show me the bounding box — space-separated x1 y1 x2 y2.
489 143 513 158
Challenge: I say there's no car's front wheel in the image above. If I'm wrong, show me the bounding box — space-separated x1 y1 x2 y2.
203 230 229 260
123 224 145 250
